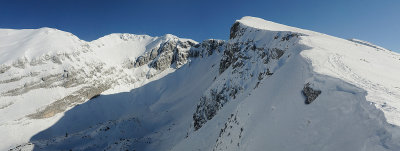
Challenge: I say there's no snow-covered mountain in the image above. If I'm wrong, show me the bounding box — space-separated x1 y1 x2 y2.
1 16 400 151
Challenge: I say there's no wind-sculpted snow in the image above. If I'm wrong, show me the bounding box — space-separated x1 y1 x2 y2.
349 38 390 51
2 16 400 151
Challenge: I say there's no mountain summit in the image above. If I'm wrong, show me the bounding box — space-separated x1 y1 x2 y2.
2 16 400 151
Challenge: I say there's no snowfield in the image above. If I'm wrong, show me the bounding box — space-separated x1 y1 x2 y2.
1 16 400 151
238 16 400 125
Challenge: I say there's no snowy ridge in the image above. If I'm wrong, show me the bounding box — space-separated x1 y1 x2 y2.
0 27 86 65
349 38 391 52
233 16 400 126
2 16 400 151
0 28 198 150
173 17 400 151
236 16 316 34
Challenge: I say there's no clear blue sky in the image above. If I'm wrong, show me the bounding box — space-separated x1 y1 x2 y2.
1 0 399 52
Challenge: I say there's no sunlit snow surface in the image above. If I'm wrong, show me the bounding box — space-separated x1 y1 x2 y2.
1 16 400 151
239 16 400 125
173 17 400 151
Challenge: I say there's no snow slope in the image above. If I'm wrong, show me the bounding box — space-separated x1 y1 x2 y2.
237 16 400 126
173 16 400 151
0 27 197 150
0 28 85 65
2 16 400 151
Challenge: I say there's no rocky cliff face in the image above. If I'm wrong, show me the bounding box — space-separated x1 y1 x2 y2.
134 39 196 71
192 21 303 130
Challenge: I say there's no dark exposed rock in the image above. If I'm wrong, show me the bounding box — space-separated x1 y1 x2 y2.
189 39 225 58
219 43 240 74
200 39 224 56
230 22 241 39
281 33 300 41
229 22 247 40
232 60 244 69
270 48 285 59
302 83 321 104
258 72 264 81
193 85 243 130
193 85 242 130
219 44 284 74
266 68 273 76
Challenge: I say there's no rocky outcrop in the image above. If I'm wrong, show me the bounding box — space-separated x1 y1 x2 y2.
278 33 300 41
190 39 225 57
134 45 159 68
193 42 287 130
230 22 245 40
134 40 196 71
1 63 106 96
302 83 321 104
193 85 242 130
150 41 177 70
27 83 111 119
134 39 225 72
192 21 305 131
219 42 240 74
